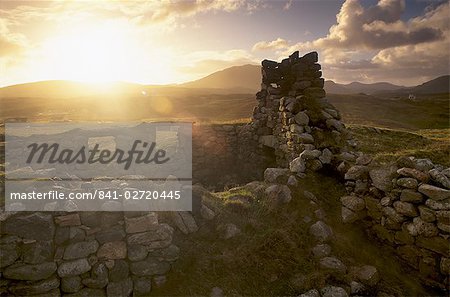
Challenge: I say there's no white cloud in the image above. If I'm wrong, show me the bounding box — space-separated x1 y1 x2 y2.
252 38 289 51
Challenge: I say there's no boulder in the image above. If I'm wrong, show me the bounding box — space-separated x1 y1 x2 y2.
321 286 349 297
429 169 450 189
345 166 368 180
340 196 365 212
319 257 347 274
355 265 380 286
3 262 57 281
61 276 83 293
418 184 450 201
265 184 292 205
64 240 99 260
264 167 289 183
369 166 397 192
396 178 418 189
106 278 133 297
57 258 91 277
97 241 127 260
2 213 55 240
397 167 429 182
170 212 198 234
124 213 158 234
312 244 331 258
393 201 418 217
309 221 333 242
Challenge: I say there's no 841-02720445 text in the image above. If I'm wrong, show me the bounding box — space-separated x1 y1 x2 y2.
9 190 182 200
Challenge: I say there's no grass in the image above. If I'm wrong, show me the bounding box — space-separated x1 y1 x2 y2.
350 125 450 166
153 173 432 296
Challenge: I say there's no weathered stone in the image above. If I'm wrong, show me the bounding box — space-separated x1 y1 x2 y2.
393 201 418 217
297 133 314 144
340 195 365 211
319 148 332 164
369 166 397 192
294 111 309 125
350 281 366 295
95 225 126 244
356 154 372 166
414 158 434 171
128 245 148 262
418 184 450 201
58 258 91 277
418 206 436 222
436 210 450 225
355 265 380 286
210 286 224 297
412 217 439 237
341 207 360 223
264 168 289 183
130 257 171 276
64 240 99 260
437 222 450 233
425 198 450 210
319 257 347 274
62 276 83 293
326 118 345 132
97 241 127 260
200 204 215 220
55 213 81 227
287 175 298 187
396 178 418 189
290 157 306 173
312 244 331 258
383 207 406 224
147 244 180 262
429 168 450 189
171 212 198 234
264 184 292 205
321 286 348 297
309 221 333 242
345 165 368 180
0 243 19 268
82 262 108 289
127 224 173 248
416 236 449 255
8 275 59 295
133 277 152 296
440 258 450 274
109 260 129 282
124 213 158 234
2 213 55 240
397 167 429 182
400 189 423 203
3 262 57 281
66 287 106 297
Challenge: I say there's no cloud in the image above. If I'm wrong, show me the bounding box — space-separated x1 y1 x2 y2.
252 38 289 51
252 0 449 85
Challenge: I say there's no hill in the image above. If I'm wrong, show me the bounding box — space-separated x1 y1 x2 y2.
407 75 449 94
180 64 260 92
0 80 147 98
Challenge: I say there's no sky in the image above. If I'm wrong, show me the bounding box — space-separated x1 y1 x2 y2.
0 0 449 87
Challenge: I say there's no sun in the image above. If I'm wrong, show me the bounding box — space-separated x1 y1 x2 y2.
38 21 175 84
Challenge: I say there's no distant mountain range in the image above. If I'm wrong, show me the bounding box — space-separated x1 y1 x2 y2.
0 64 448 98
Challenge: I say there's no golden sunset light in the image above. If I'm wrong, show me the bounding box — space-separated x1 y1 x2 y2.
0 1 449 296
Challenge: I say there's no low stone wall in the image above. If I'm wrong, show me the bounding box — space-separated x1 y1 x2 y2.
339 156 450 290
0 211 177 296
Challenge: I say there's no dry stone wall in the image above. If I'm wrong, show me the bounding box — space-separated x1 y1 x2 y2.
247 51 449 291
0 211 177 296
340 156 450 290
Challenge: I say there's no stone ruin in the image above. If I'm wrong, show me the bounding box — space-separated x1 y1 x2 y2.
245 51 355 172
0 51 449 295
